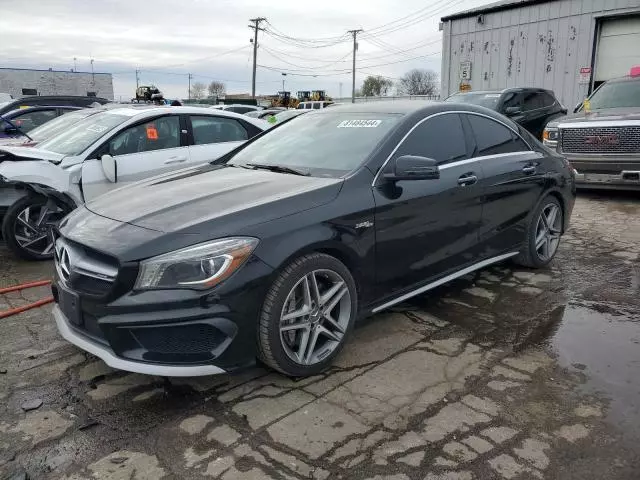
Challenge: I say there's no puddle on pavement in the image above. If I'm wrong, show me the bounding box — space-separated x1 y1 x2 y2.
546 302 640 442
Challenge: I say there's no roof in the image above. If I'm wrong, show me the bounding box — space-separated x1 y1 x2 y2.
441 0 550 21
314 100 437 114
102 106 267 128
0 67 112 75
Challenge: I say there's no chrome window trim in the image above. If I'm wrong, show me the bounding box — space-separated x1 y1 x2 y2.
372 110 533 186
439 151 536 171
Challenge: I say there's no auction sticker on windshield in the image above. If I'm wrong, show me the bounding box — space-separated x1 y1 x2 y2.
337 120 382 128
86 124 109 134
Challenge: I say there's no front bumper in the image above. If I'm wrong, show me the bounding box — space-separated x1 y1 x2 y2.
54 305 226 377
51 252 274 376
563 155 640 190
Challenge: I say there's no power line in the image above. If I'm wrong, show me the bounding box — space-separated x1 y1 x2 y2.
261 45 353 70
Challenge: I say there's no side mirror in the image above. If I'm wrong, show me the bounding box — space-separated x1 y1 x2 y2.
101 154 117 183
384 155 440 181
504 106 522 116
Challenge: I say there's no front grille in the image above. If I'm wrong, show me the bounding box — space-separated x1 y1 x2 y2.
129 323 224 354
561 126 640 154
54 237 118 296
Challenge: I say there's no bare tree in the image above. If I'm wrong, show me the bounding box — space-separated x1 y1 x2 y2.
208 81 226 98
189 82 206 100
361 75 394 97
398 69 438 96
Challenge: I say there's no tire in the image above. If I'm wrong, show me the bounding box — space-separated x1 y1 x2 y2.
1 195 68 261
258 253 358 377
514 196 563 268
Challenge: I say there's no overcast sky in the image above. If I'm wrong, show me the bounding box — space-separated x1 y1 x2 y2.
2 0 493 100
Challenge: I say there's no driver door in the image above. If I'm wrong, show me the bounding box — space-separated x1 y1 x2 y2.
81 115 189 201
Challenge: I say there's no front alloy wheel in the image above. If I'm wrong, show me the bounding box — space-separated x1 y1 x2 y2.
2 196 68 260
258 253 357 376
280 269 351 366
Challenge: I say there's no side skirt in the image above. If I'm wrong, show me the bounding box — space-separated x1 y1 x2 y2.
371 251 519 313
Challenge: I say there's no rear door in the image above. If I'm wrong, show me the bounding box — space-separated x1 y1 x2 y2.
374 112 484 298
81 114 189 200
462 113 545 254
187 114 250 164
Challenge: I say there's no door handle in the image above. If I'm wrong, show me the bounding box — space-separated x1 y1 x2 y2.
164 156 187 165
522 165 537 175
457 174 478 186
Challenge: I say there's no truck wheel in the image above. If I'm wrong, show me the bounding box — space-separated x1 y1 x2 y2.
1 196 68 261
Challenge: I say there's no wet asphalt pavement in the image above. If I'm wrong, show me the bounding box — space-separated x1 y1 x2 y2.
0 192 638 480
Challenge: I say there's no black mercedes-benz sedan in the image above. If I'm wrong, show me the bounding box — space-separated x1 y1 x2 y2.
52 102 575 377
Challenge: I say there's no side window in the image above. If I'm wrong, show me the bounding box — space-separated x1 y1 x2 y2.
312 102 321 109
466 115 530 156
502 92 521 109
395 114 468 165
190 115 248 144
542 92 556 107
522 91 544 111
108 116 180 156
13 110 57 133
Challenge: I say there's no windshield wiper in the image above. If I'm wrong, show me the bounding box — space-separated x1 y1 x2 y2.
0 115 33 141
246 163 310 176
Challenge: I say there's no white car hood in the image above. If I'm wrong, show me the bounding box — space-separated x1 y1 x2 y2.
0 146 65 163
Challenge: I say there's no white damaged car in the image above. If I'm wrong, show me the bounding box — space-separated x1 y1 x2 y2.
0 106 265 259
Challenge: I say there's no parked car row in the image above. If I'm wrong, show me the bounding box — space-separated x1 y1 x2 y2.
0 75 636 378
0 106 266 259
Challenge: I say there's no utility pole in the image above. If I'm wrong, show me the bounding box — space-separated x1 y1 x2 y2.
135 68 140 90
348 29 363 104
249 17 266 98
282 73 287 92
188 73 193 100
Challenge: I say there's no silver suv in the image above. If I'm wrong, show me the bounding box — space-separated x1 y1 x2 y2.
544 71 640 190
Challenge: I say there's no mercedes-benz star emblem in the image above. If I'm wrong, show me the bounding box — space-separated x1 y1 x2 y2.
55 243 71 283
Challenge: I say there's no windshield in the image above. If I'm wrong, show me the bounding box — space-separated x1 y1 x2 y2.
228 112 400 177
585 79 640 110
445 92 501 110
27 109 96 142
38 112 129 155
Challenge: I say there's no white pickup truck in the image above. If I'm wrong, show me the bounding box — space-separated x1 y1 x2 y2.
0 106 265 259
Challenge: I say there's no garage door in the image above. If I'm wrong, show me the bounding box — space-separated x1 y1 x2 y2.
595 16 640 81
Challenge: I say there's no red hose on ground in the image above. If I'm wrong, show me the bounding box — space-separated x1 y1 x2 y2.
0 280 54 319
0 280 51 295
0 296 54 319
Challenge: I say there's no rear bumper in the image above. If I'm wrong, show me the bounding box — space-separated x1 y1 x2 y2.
53 305 228 377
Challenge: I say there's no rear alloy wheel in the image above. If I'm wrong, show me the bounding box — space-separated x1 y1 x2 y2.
1 196 69 260
258 253 357 376
515 196 563 268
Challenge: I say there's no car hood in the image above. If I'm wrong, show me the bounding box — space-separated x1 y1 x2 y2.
547 108 640 127
0 145 64 163
85 164 343 235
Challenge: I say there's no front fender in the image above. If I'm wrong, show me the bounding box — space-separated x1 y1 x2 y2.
0 160 83 206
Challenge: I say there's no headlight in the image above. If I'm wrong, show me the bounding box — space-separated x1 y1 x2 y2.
543 128 559 147
135 237 258 290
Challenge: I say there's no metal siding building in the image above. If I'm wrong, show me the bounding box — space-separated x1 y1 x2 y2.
0 68 114 100
440 0 640 108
